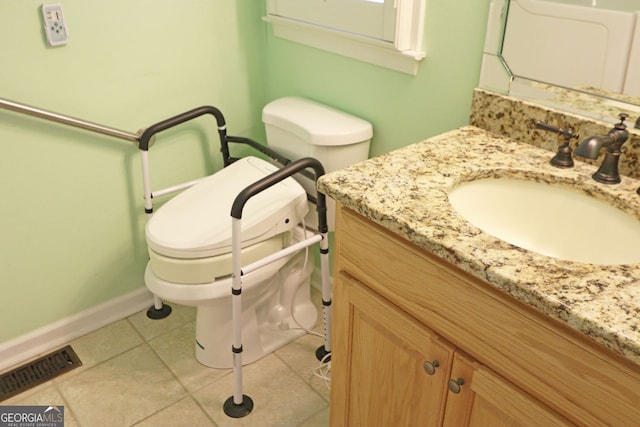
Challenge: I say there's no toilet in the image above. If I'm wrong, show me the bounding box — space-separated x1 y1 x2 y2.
262 97 373 230
144 97 372 369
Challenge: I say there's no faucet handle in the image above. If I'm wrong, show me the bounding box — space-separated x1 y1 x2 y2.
617 113 629 129
534 120 579 141
535 120 562 134
534 121 579 168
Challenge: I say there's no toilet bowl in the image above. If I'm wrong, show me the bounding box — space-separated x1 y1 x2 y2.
145 226 317 368
145 156 315 368
143 97 372 369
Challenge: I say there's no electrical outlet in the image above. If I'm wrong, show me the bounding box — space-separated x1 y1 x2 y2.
42 3 69 46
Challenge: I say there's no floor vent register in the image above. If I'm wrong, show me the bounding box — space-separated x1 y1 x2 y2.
0 345 82 402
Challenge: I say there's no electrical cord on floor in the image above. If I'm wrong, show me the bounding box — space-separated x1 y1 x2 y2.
313 352 332 390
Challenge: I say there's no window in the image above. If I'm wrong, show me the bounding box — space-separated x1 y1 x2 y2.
264 0 426 75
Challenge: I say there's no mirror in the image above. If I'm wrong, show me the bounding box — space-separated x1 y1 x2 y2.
479 0 640 123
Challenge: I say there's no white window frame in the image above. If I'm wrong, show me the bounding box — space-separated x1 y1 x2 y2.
264 0 427 75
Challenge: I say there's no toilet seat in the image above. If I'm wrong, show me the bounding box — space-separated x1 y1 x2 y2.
144 253 290 306
148 233 289 284
146 156 308 283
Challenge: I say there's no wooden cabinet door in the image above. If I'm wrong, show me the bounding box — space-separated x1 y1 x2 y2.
330 272 454 427
443 352 575 427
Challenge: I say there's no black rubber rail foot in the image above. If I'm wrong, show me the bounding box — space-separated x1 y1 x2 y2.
146 303 172 319
316 345 331 363
223 395 254 418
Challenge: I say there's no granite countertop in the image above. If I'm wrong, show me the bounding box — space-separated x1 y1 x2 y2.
318 125 640 365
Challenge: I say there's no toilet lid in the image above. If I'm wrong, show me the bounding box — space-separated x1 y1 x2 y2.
146 156 308 259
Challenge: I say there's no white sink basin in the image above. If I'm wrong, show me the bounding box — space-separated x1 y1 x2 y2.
448 178 640 265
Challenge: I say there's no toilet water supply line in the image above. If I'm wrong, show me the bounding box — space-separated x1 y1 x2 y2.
226 157 330 418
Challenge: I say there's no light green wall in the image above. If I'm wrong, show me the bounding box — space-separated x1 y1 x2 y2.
264 0 492 156
0 0 491 345
0 1 266 342
264 0 491 275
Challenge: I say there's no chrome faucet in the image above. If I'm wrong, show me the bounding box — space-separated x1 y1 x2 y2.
574 113 630 184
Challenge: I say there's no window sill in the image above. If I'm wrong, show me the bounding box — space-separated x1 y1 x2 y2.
263 15 425 75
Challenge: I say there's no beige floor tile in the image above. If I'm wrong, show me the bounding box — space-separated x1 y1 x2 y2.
193 353 328 427
57 344 186 426
4 286 331 426
128 303 196 341
149 321 230 393
299 407 329 427
64 319 143 377
275 332 331 402
134 396 215 427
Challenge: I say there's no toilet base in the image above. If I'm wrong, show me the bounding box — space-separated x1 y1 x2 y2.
194 306 310 369
194 255 317 369
144 231 318 370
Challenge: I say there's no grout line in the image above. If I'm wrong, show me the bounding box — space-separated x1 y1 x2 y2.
295 404 330 427
53 381 79 426
133 314 228 425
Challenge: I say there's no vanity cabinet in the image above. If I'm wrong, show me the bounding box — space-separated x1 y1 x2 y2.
330 205 640 427
443 352 572 426
332 271 454 426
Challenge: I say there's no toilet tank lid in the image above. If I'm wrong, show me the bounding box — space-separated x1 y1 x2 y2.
262 97 373 146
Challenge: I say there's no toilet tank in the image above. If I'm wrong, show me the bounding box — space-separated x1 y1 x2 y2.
262 96 373 230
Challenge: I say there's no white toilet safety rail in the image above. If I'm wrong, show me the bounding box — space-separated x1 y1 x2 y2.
137 106 334 379
0 97 334 394
224 157 330 418
137 105 322 319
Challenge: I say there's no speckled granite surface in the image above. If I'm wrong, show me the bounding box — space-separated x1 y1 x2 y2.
318 125 640 364
471 89 640 179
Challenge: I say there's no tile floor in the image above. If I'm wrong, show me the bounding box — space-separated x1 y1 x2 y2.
1 289 330 426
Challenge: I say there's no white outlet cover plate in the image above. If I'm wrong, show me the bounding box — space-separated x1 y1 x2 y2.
42 3 69 46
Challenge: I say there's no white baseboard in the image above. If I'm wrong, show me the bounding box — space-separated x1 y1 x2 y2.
0 287 154 373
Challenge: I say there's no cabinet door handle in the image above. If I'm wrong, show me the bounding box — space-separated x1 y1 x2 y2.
423 360 440 375
448 378 465 394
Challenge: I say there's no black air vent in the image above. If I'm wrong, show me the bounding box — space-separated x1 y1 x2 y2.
0 345 82 401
